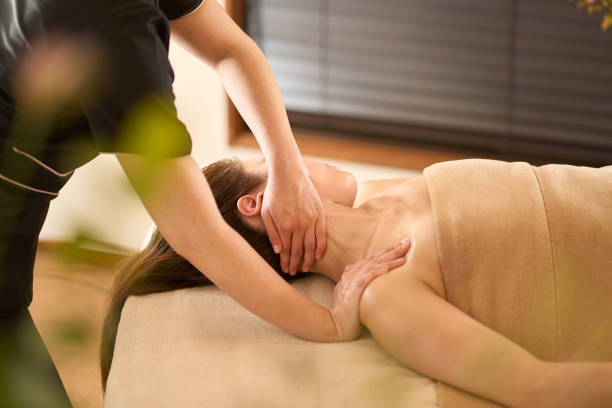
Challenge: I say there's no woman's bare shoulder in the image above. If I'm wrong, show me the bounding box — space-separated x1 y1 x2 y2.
359 262 440 324
354 176 419 207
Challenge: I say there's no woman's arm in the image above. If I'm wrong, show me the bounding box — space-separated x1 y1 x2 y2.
532 362 612 408
168 0 297 164
116 153 408 342
170 0 325 276
359 273 612 407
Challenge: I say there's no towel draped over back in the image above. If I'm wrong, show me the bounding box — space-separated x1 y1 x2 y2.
423 159 612 407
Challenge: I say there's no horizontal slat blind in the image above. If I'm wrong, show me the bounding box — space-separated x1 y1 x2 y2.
327 0 514 136
512 0 612 149
247 0 323 113
245 0 612 163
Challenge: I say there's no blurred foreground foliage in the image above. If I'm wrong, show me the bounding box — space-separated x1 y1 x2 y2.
57 227 128 267
570 0 612 30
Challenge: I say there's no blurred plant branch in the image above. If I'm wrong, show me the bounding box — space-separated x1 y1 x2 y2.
570 0 612 30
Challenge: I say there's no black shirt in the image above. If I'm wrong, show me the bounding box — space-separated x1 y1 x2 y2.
0 0 203 170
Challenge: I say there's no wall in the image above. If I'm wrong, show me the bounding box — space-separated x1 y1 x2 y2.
39 1 416 252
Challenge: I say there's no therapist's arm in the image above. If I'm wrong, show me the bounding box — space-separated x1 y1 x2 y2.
116 152 409 342
169 0 324 276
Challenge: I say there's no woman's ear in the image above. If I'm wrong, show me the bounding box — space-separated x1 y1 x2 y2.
237 191 264 217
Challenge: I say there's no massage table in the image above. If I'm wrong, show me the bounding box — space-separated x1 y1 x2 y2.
104 275 442 407
105 159 612 407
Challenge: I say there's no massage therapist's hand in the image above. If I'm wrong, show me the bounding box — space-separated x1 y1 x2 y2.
261 163 326 276
330 239 411 341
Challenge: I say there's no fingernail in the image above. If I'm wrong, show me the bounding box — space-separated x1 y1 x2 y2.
400 237 411 245
273 245 281 254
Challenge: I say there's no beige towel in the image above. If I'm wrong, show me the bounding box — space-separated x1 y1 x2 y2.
424 159 612 408
105 275 438 408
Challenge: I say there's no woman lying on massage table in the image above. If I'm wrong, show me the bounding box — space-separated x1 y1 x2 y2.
101 157 612 408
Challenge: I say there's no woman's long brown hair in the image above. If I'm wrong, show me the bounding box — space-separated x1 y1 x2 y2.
100 158 298 391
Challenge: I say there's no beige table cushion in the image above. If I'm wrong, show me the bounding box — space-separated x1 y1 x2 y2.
105 275 439 408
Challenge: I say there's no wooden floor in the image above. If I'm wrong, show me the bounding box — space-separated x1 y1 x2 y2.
29 243 122 408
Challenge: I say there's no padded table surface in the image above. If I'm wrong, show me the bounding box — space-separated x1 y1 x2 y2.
105 275 439 408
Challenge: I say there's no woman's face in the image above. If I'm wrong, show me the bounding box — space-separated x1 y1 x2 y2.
242 157 358 207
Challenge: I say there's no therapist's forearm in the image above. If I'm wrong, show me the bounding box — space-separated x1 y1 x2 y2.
168 0 303 173
116 153 337 341
184 222 337 341
216 39 304 173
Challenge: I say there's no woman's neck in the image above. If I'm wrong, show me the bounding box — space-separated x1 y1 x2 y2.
310 201 383 282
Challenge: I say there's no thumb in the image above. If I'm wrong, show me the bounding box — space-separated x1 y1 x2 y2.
261 207 282 254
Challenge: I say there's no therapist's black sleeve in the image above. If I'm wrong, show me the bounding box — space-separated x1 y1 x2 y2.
159 0 205 20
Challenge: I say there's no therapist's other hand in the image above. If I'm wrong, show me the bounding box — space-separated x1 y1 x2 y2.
261 164 326 276
330 239 411 341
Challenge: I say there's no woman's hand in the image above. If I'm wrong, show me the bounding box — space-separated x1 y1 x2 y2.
261 164 326 276
330 239 411 341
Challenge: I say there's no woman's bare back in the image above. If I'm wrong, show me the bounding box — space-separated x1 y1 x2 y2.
356 175 446 299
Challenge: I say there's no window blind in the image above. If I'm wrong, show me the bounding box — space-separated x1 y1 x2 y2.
511 0 612 150
245 0 612 164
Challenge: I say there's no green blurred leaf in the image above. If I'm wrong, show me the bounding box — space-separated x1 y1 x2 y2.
570 0 612 31
602 12 612 29
51 318 92 345
118 94 189 158
58 226 108 265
